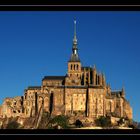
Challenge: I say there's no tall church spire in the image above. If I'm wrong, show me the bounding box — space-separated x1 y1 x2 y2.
73 19 77 45
69 19 80 62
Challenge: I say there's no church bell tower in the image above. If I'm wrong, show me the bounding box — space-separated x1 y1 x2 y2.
67 20 82 85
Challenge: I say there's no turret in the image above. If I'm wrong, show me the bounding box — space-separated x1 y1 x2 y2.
99 72 102 86
93 65 96 85
102 73 106 87
68 19 81 78
106 84 111 95
121 87 125 98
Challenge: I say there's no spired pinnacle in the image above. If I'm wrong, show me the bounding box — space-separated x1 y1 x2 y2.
74 19 76 24
73 19 77 44
122 86 125 92
69 19 80 62
121 86 125 97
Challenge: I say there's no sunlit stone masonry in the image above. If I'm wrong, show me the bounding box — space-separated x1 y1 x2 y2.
0 20 132 124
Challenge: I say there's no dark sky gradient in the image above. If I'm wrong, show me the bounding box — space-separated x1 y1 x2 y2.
0 11 140 122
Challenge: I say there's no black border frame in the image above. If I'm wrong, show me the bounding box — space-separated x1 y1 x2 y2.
0 2 140 139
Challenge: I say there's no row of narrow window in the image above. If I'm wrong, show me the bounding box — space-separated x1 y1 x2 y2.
70 64 79 70
24 94 34 100
84 74 102 85
13 110 21 113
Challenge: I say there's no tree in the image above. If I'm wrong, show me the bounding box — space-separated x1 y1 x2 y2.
38 111 51 129
48 115 69 129
128 120 138 129
95 116 111 127
6 119 20 129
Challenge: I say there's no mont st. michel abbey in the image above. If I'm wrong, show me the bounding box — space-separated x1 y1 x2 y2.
0 20 132 128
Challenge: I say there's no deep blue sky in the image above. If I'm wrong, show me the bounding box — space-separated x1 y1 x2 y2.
0 11 140 122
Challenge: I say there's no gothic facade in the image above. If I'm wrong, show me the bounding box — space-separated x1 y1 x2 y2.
0 21 132 121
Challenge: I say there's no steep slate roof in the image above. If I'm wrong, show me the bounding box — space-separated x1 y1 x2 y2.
111 91 122 97
42 76 65 81
69 54 80 62
81 66 92 70
27 86 41 90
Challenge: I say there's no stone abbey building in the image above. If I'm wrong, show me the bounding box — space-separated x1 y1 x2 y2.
0 21 132 122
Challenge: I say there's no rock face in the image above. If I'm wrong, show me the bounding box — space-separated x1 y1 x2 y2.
0 21 132 124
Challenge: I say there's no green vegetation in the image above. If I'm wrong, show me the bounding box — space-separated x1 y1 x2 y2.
95 116 111 127
117 117 138 129
128 120 138 129
38 111 50 129
6 117 20 129
6 121 20 129
48 115 69 129
37 110 70 129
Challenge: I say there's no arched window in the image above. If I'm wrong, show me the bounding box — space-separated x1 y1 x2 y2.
98 75 100 85
71 64 72 70
77 64 79 70
74 64 75 70
96 74 98 85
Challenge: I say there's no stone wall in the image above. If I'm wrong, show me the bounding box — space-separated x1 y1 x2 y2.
42 79 64 86
24 89 38 117
88 88 105 117
123 100 133 119
110 116 120 125
48 87 65 115
65 88 87 116
0 97 23 118
0 76 133 123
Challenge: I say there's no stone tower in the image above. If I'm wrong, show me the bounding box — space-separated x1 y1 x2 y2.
67 20 82 86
